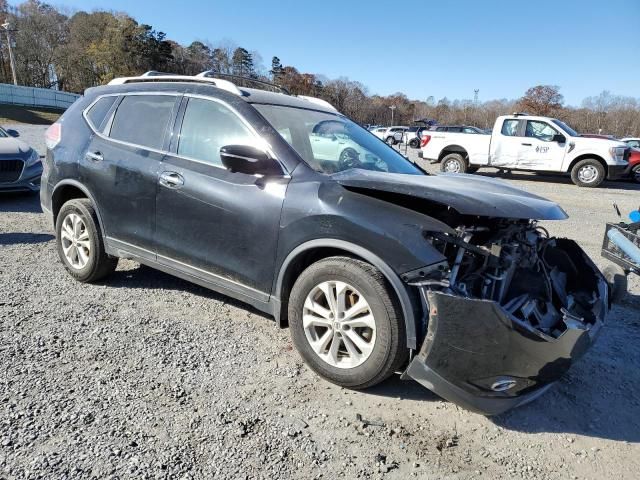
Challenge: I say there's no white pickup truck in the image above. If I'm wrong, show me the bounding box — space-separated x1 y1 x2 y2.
418 113 631 187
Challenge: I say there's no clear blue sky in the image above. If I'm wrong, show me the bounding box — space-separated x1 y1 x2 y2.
11 0 640 105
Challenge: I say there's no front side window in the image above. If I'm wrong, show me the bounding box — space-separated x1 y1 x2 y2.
525 121 558 142
501 119 520 136
626 140 640 148
254 104 423 175
109 95 176 150
178 97 255 166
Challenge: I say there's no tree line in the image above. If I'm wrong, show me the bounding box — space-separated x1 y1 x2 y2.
1 0 639 137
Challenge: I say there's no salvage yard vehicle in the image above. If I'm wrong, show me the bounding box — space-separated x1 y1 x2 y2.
419 113 631 187
0 126 42 192
42 72 609 415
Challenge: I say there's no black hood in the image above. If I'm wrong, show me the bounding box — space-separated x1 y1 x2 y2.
332 170 568 220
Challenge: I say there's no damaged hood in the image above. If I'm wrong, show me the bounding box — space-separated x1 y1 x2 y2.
332 169 568 220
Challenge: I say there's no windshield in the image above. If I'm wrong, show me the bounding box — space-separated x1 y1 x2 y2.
253 104 423 175
551 119 578 137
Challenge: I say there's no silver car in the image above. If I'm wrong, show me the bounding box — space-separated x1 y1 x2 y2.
0 126 42 192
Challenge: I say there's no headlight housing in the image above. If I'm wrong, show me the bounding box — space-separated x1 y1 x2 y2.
25 149 41 167
609 146 627 163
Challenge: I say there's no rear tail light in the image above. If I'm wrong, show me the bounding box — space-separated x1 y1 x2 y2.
45 122 61 149
420 134 431 148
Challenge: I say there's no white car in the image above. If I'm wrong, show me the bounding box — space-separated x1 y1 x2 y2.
621 137 640 149
419 114 630 187
371 126 408 145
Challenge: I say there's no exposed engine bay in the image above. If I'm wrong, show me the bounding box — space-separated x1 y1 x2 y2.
424 219 605 338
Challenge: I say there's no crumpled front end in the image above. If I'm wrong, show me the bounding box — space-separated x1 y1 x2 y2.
402 222 608 415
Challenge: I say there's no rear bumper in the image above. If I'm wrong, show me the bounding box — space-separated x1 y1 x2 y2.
403 240 608 416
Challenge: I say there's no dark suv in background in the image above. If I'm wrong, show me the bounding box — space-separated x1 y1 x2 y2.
41 72 609 415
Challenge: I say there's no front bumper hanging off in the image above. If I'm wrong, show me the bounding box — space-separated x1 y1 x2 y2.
402 244 608 416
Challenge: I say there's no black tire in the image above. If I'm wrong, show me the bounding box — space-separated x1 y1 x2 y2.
408 138 419 149
602 264 627 304
288 256 407 389
440 153 468 174
632 165 640 184
55 198 117 283
385 136 396 146
570 158 605 187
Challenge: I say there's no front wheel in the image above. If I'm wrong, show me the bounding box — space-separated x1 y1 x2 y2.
632 165 640 184
570 159 605 187
288 257 407 389
385 136 396 146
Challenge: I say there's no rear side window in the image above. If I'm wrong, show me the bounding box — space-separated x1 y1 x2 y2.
109 95 176 150
177 97 255 166
86 96 117 130
501 119 520 136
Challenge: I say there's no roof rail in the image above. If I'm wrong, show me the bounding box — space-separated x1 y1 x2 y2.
107 72 242 96
511 112 529 116
197 71 290 95
297 95 337 111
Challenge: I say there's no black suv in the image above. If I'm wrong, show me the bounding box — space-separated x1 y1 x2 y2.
41 73 608 415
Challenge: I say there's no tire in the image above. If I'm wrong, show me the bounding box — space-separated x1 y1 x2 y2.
385 136 396 146
632 165 640 184
55 198 117 283
440 153 468 174
339 147 359 163
408 138 419 149
570 159 605 187
288 256 407 389
602 264 627 304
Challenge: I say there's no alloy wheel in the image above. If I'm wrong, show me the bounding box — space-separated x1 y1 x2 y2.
302 281 376 369
60 213 91 270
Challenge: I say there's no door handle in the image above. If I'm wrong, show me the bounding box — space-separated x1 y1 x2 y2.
85 151 103 162
521 143 532 146
159 171 184 189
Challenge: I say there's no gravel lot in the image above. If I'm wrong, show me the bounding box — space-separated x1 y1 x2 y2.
1 125 639 479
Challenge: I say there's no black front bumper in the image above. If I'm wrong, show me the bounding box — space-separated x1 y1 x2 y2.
402 242 608 416
607 164 629 180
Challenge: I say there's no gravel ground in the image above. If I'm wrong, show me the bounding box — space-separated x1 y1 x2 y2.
1 125 639 479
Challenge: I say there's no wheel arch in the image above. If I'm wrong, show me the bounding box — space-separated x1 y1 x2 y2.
273 239 419 349
568 154 607 174
52 180 106 235
438 145 469 162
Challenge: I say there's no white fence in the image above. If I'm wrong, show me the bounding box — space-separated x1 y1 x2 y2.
0 83 80 110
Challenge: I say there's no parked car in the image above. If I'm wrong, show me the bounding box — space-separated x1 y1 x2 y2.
419 114 630 187
627 148 640 183
621 137 640 149
430 125 488 134
371 126 408 145
0 126 42 192
41 72 609 415
404 126 431 148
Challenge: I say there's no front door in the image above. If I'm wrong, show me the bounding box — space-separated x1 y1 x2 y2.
154 96 289 302
81 93 180 259
517 120 567 171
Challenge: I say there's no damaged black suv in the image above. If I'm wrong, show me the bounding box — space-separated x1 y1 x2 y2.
41 72 609 415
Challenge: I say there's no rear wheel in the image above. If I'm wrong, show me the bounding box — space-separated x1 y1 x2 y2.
385 136 396 146
440 153 468 174
571 159 605 187
55 199 117 282
408 138 419 148
288 257 407 389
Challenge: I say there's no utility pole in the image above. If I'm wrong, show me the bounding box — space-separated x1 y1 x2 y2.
389 105 396 125
2 22 18 85
474 89 479 105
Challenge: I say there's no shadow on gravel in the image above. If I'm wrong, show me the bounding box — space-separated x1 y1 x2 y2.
476 170 640 191
102 264 272 320
367 375 440 402
0 232 54 245
0 192 42 213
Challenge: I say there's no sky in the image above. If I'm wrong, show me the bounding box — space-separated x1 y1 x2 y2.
10 0 640 105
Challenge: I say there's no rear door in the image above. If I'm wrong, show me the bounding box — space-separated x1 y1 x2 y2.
154 95 289 300
82 93 180 259
517 120 566 170
489 118 521 168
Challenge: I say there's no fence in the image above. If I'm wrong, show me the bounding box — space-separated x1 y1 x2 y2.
0 83 80 110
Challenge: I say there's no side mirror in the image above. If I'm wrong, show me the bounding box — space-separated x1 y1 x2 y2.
552 134 566 143
6 129 19 137
220 145 283 176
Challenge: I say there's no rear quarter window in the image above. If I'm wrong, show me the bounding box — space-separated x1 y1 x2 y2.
86 96 117 131
108 94 177 150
